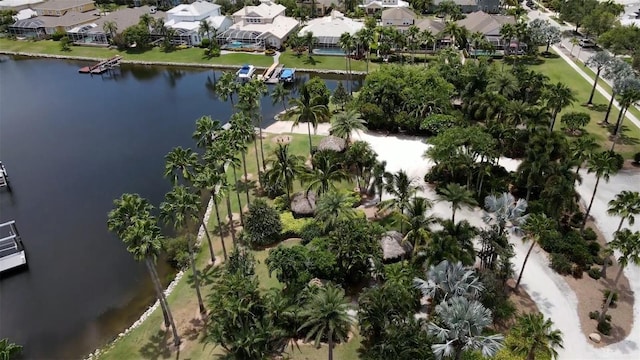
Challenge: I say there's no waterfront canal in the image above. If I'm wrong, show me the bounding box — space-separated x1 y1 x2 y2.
0 55 361 358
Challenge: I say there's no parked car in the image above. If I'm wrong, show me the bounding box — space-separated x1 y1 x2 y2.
579 39 596 48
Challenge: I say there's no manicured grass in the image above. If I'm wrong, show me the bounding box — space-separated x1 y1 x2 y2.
0 38 275 67
528 54 640 158
278 51 378 73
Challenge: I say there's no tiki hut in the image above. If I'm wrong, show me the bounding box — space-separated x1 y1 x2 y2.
379 231 412 263
317 136 346 152
290 191 316 218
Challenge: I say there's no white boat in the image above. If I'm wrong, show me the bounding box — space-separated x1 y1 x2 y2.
279 68 295 83
236 64 256 80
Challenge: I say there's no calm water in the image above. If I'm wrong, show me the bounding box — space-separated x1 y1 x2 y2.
0 56 360 359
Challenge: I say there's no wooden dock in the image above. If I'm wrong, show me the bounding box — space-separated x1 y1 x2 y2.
0 221 27 273
0 161 9 191
79 55 122 74
265 64 283 84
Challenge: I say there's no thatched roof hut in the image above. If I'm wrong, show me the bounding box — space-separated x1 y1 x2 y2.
291 191 316 218
318 136 346 152
380 231 412 263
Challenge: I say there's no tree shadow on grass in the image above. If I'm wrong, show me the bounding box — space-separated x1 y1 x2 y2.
199 263 224 286
583 103 609 112
303 56 321 66
503 55 545 66
610 125 640 146
139 329 172 360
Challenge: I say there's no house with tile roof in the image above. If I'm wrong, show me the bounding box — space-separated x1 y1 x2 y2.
164 1 231 46
9 0 98 38
381 7 416 30
298 10 363 52
360 0 410 14
457 10 515 51
431 0 500 14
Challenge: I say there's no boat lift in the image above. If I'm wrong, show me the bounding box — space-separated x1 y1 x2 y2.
0 221 27 273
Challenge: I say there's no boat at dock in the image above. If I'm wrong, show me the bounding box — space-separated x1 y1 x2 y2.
78 55 122 74
0 221 27 273
279 68 296 83
236 64 256 80
0 161 9 190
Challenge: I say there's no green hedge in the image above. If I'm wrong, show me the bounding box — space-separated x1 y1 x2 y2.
280 212 313 239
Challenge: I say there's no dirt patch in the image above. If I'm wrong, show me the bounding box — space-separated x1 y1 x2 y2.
562 219 633 347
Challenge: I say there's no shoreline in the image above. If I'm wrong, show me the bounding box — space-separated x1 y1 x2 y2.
0 50 367 75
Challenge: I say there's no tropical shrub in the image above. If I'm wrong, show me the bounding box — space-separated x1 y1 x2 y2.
571 264 584 278
266 245 312 291
583 227 597 241
300 220 326 245
51 30 66 41
550 253 572 275
199 38 210 49
164 236 190 269
603 290 618 306
634 152 640 164
597 320 612 335
588 267 601 280
420 114 460 135
243 199 282 247
280 212 313 238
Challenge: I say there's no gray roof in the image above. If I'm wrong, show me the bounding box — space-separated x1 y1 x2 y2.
34 0 94 11
381 7 416 21
432 0 477 5
318 136 346 152
12 9 97 28
88 6 165 34
380 230 412 262
291 191 316 217
415 18 445 35
457 11 514 36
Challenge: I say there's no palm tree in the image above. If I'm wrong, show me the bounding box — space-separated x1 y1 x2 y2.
212 138 245 227
414 260 485 303
601 59 634 125
264 143 304 204
608 190 640 233
380 170 420 232
582 151 622 231
420 30 436 63
487 71 518 99
299 283 354 360
0 338 22 360
569 135 599 179
546 82 576 132
240 79 269 171
303 150 350 196
194 165 229 260
407 24 420 63
338 32 354 93
192 115 222 150
368 160 388 201
610 79 640 150
599 229 640 322
160 185 206 315
469 31 485 59
509 313 564 360
437 183 478 224
354 28 374 73
585 52 613 105
288 83 330 155
107 198 181 347
329 109 367 146
316 191 357 230
198 19 216 51
229 113 256 204
103 20 117 43
214 71 239 107
443 22 468 49
517 214 555 289
482 192 528 236
402 196 435 256
302 30 316 56
271 82 290 113
164 147 199 185
428 296 504 360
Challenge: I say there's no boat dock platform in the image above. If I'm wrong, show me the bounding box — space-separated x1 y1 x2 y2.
265 64 284 84
79 55 122 74
0 221 27 273
0 161 9 190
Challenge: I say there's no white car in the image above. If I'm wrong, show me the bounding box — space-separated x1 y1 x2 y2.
579 39 596 48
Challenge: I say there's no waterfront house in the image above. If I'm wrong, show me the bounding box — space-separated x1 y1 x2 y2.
457 11 515 52
381 7 416 31
297 0 335 17
0 0 44 11
165 1 232 46
415 18 447 50
217 0 299 50
359 0 410 15
9 0 98 38
430 0 500 14
66 5 164 45
297 10 363 54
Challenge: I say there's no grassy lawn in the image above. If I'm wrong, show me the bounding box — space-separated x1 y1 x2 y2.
279 51 378 73
527 54 640 158
0 38 272 68
98 132 361 360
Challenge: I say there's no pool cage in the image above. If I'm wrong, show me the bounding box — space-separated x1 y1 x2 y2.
67 23 109 45
8 18 46 39
217 29 265 50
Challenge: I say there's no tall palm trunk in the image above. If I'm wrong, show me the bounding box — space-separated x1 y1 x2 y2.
145 258 170 327
599 266 624 322
224 188 237 245
211 192 228 260
241 150 250 205
549 111 559 132
186 234 206 315
258 115 266 172
253 130 261 175
600 252 610 278
328 337 334 360
306 121 313 155
581 176 601 232
232 166 244 227
451 208 457 224
603 93 615 125
610 108 628 151
516 241 536 289
588 68 601 105
146 257 180 346
200 219 215 264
